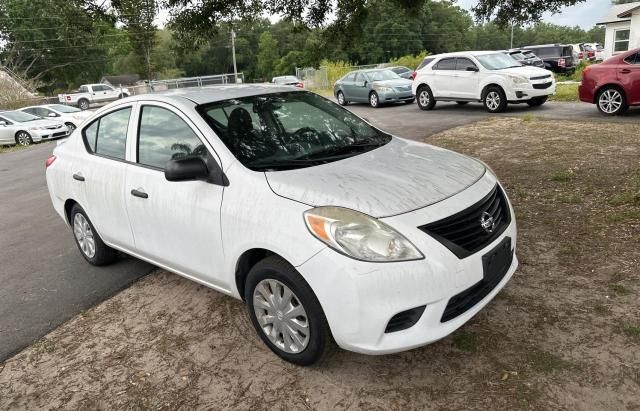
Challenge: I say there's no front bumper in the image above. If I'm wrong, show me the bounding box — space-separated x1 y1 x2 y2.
298 173 518 354
377 89 414 103
32 128 70 140
506 80 556 102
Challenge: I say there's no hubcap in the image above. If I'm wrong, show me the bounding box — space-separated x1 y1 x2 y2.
599 90 622 114
486 91 501 110
419 90 430 106
370 94 378 106
253 279 310 354
338 93 344 104
17 132 30 146
73 213 96 258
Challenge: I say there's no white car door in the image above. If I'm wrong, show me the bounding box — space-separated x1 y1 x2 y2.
0 116 15 144
72 105 136 248
453 57 482 100
103 85 120 100
124 102 227 290
431 57 457 98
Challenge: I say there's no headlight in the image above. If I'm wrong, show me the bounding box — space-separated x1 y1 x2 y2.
376 86 393 93
304 207 423 262
508 75 529 85
29 126 44 131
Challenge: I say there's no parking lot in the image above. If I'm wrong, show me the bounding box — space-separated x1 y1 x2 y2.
0 102 638 409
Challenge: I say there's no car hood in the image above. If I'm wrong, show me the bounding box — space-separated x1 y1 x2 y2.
265 137 486 218
372 79 413 88
499 66 552 78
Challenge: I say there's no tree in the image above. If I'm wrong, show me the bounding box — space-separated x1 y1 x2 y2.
111 0 157 79
256 32 279 80
472 0 585 25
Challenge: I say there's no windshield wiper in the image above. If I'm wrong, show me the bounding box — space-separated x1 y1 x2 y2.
247 158 323 171
296 142 384 161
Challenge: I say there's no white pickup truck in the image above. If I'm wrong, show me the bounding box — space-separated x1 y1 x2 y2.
58 83 130 110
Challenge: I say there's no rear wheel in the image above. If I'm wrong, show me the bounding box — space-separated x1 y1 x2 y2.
417 86 436 111
597 87 628 116
526 96 548 107
78 99 90 110
369 91 380 108
245 255 332 366
483 86 507 113
70 204 118 266
15 131 33 146
337 91 348 106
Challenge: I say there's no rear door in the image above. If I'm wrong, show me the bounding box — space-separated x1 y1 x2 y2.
0 115 15 144
620 52 640 105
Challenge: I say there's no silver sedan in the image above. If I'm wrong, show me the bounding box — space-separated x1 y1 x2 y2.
0 110 69 146
333 69 414 108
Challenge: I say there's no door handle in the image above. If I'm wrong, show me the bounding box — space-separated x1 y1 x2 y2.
72 173 85 182
131 188 148 199
621 69 631 74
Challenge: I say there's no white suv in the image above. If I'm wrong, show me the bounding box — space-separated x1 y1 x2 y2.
412 51 556 113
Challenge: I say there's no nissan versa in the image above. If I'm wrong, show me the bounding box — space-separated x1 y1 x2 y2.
45 85 518 365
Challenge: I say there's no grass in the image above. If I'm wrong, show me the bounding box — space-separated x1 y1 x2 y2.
550 83 579 102
608 284 631 296
621 323 640 339
605 210 640 223
527 351 572 373
551 170 575 182
609 191 640 206
520 113 537 122
452 331 478 352
0 144 28 154
557 193 582 204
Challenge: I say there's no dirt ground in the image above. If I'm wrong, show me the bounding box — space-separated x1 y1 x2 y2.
1 118 638 410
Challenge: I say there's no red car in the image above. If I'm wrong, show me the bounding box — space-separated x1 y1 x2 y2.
579 47 640 115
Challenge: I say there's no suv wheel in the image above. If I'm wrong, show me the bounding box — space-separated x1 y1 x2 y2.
483 86 507 113
369 91 380 108
417 86 436 111
245 255 332 366
597 87 628 116
337 91 348 106
70 204 118 266
526 96 548 107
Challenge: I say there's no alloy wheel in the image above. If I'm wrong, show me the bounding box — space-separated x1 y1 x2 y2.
598 89 622 114
370 93 378 107
253 279 310 354
73 213 96 258
16 132 31 146
486 91 501 111
337 92 345 105
419 90 430 106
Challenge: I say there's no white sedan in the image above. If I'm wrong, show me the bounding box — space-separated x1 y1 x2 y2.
45 85 518 365
0 110 69 146
20 104 93 133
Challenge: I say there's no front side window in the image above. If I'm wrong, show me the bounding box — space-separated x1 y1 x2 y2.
456 58 478 71
83 108 131 160
367 70 401 81
198 92 391 171
0 116 12 125
343 72 356 82
615 30 630 52
137 106 206 169
476 53 521 70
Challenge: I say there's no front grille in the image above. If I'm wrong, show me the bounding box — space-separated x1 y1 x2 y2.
52 131 67 138
418 185 511 259
530 74 551 80
385 306 426 333
533 82 552 89
45 125 62 130
441 239 513 322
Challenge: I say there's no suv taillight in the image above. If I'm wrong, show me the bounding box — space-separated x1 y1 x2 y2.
411 71 417 80
558 58 566 67
578 52 584 59
45 155 56 168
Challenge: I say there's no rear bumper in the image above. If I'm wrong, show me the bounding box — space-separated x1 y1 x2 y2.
578 83 595 103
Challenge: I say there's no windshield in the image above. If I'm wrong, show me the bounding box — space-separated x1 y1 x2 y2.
198 91 391 171
509 52 526 61
367 70 401 81
1 111 40 123
476 53 522 70
49 104 81 113
274 76 298 84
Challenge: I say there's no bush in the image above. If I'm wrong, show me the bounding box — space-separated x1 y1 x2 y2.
320 59 355 89
389 51 430 71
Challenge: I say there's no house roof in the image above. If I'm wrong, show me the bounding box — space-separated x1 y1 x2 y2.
597 1 640 25
100 74 140 86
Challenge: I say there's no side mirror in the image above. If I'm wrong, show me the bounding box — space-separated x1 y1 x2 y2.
165 157 210 182
466 66 479 72
363 80 369 87
48 112 57 117
0 121 6 126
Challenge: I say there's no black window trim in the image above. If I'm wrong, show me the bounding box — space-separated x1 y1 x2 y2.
81 105 132 163
433 57 456 71
455 57 478 71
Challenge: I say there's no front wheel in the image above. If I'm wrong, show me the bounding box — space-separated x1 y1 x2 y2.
597 87 628 116
337 91 348 106
65 122 76 133
483 86 507 113
369 91 380 108
245 255 332 366
527 96 548 107
70 204 118 266
15 131 33 146
417 86 436 111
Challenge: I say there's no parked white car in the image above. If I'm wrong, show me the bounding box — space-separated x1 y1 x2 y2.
19 104 93 133
0 110 69 146
45 86 518 365
412 51 556 113
58 83 130 110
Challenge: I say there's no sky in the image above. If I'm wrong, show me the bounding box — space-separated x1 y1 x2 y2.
456 0 612 29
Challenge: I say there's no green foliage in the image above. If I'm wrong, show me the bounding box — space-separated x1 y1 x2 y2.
256 32 280 80
111 0 157 79
320 59 356 88
389 51 430 71
550 84 579 102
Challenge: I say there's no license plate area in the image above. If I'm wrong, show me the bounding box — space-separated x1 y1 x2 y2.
483 237 512 283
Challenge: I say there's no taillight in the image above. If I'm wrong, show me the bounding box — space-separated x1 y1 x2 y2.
578 52 583 59
558 58 566 67
66 95 71 101
45 155 57 168
411 71 417 80
296 82 304 88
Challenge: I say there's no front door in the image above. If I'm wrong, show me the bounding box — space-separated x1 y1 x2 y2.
352 72 370 102
124 103 227 289
453 57 481 99
620 52 640 105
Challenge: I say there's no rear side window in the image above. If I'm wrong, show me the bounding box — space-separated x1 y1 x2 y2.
624 53 639 64
527 47 559 58
434 58 456 70
416 57 435 70
137 106 206 169
83 108 131 160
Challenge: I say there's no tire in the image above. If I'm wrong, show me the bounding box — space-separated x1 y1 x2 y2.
245 255 332 366
65 122 76 133
369 91 380 108
404 98 415 104
337 91 348 106
526 96 548 107
15 131 33 146
483 86 507 113
78 99 90 111
456 101 469 105
70 204 118 266
416 86 436 111
596 86 628 116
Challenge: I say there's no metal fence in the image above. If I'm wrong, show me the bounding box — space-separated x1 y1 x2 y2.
296 63 388 90
126 73 245 96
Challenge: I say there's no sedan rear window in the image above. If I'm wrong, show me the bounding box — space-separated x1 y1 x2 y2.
198 92 391 171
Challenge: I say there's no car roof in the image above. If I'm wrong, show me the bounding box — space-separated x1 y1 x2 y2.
426 50 503 60
123 84 306 105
